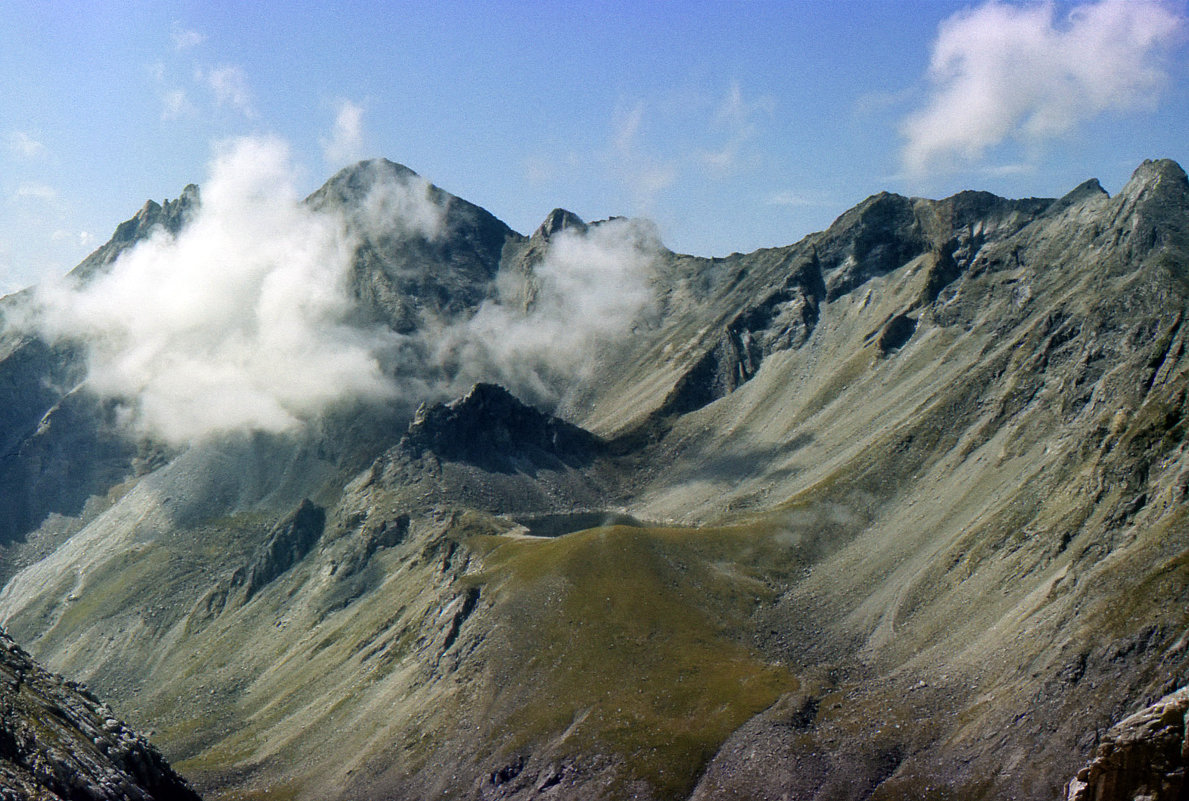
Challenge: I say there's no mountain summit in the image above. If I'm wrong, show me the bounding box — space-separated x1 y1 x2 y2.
1 158 1188 800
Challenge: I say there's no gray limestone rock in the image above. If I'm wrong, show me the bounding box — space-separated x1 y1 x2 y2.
1065 687 1189 801
0 627 200 800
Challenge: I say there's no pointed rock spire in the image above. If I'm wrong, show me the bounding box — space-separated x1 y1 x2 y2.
533 208 586 240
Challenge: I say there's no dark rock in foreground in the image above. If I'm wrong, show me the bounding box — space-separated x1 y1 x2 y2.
1065 687 1189 801
0 628 200 801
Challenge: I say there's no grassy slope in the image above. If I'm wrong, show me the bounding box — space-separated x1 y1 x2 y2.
460 523 800 799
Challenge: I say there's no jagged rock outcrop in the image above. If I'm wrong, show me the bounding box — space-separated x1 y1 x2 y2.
70 186 199 283
0 628 200 800
399 382 603 473
1065 687 1189 801
197 499 327 617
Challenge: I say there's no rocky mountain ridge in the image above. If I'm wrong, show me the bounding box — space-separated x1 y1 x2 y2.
0 158 1187 800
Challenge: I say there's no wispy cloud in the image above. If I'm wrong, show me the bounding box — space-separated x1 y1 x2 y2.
609 100 678 209
198 64 256 118
980 162 1036 178
767 190 830 208
321 99 366 166
51 229 96 250
853 87 917 120
607 83 773 211
149 62 196 120
432 217 662 401
13 183 57 202
901 0 1184 174
700 82 775 174
171 23 205 51
161 88 195 120
8 131 48 159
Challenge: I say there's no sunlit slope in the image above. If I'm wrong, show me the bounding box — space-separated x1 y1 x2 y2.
101 517 804 801
0 159 1187 800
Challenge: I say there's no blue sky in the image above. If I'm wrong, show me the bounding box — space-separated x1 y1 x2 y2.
2 0 1187 293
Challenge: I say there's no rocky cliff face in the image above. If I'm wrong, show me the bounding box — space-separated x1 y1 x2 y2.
1065 687 1189 801
0 158 1187 801
399 383 604 473
0 627 200 800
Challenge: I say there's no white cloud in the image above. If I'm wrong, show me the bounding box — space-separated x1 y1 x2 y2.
198 64 256 118
161 88 195 120
171 24 205 51
902 0 1184 174
700 82 775 174
13 183 57 202
16 136 396 445
321 99 366 166
8 131 47 159
350 163 445 241
431 218 662 402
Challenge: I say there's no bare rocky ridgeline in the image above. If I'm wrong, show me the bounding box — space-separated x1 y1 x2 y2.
0 158 1188 800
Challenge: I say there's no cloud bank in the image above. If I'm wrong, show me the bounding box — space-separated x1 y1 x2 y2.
12 136 660 446
434 217 660 402
20 137 397 445
902 0 1184 174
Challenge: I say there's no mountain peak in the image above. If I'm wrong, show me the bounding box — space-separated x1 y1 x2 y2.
1061 177 1108 203
310 158 425 208
1118 158 1188 202
1130 157 1187 184
69 183 200 282
533 208 587 240
1111 158 1189 245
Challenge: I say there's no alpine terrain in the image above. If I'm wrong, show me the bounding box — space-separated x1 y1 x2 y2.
1 156 1188 800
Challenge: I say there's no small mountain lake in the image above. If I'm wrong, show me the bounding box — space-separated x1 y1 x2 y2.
510 511 649 538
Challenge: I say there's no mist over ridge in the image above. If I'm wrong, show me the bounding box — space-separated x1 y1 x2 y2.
3 136 664 447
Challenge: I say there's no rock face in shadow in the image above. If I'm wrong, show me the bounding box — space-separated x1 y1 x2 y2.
308 159 518 334
399 382 603 473
0 627 201 800
0 383 139 548
1065 688 1189 801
